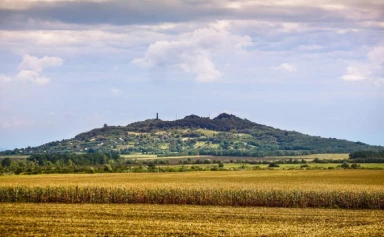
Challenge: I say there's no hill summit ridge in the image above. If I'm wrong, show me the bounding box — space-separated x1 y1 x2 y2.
1 113 381 156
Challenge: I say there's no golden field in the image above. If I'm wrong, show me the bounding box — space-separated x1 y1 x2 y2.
0 203 383 236
0 169 382 191
0 170 383 236
0 170 383 208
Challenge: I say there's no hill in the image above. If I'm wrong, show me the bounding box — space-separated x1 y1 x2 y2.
1 113 382 157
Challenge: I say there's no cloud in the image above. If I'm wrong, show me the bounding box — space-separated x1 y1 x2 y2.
19 54 63 72
341 45 384 84
0 75 11 83
133 26 251 82
272 63 296 72
0 29 171 57
16 70 50 85
111 88 121 95
367 46 384 64
0 54 63 85
0 117 35 129
1 0 384 27
0 1 383 59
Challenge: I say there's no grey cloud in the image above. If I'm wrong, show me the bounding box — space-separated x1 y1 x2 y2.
0 1 228 28
1 0 383 30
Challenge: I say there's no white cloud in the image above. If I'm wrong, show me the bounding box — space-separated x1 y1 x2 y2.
0 0 109 10
133 26 251 82
0 117 35 129
367 46 384 64
16 70 50 85
19 54 63 72
0 54 63 85
0 75 11 83
111 88 121 95
341 64 372 81
272 63 296 72
341 45 384 84
0 29 171 57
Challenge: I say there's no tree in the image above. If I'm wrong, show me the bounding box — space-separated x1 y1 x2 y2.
341 162 350 169
1 158 11 167
268 163 280 168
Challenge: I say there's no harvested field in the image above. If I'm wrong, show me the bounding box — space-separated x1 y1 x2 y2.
0 203 383 236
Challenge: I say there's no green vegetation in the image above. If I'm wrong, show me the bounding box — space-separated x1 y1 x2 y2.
1 152 383 175
349 150 384 163
28 153 120 166
1 113 382 157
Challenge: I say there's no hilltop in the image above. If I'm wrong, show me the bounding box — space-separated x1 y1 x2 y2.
1 113 381 157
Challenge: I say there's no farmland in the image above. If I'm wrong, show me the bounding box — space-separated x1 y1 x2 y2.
1 203 383 236
0 170 383 208
0 169 383 236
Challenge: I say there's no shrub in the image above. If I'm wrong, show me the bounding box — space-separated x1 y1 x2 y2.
268 163 280 168
341 162 350 169
103 164 113 172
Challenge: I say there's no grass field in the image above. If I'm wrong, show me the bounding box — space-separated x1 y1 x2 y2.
126 153 350 162
0 203 383 236
120 154 158 159
157 163 384 170
196 128 219 136
273 153 349 160
0 155 30 160
0 153 350 162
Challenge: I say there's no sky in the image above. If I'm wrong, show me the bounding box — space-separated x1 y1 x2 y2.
0 0 383 149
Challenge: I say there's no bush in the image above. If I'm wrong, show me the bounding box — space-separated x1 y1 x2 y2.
103 164 113 172
341 162 350 169
1 158 11 167
268 163 280 168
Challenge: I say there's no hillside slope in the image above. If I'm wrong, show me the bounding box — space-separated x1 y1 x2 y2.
2 113 381 156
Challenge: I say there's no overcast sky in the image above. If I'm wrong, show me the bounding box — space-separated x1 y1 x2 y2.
0 0 383 149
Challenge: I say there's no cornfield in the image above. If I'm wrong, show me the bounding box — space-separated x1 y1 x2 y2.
0 186 382 209
1 170 383 209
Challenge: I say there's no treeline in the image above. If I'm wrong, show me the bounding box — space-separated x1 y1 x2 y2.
28 153 120 166
349 150 384 163
1 153 122 175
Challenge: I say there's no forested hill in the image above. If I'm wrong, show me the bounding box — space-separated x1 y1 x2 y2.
77 113 268 139
2 113 382 156
126 113 259 132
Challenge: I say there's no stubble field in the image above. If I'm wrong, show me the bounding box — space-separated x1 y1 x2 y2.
1 203 383 236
